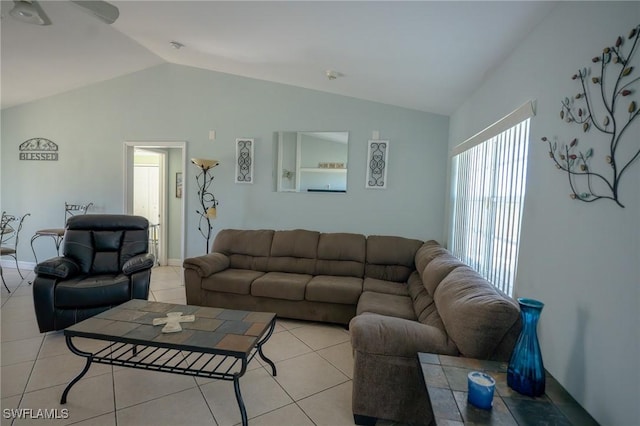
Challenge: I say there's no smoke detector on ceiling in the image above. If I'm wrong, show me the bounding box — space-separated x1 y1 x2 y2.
326 70 343 80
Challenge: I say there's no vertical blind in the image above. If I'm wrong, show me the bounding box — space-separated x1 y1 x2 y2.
449 102 534 297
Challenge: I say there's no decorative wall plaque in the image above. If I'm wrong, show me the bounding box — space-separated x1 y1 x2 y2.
366 140 389 189
235 138 254 184
19 138 58 161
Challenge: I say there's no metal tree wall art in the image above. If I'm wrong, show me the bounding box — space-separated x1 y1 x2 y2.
542 24 639 208
191 158 219 253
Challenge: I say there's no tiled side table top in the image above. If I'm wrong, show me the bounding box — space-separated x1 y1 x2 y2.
418 352 599 426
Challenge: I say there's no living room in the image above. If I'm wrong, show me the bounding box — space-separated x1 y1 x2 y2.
1 1 638 425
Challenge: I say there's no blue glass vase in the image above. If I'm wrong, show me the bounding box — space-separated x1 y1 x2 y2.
507 298 545 397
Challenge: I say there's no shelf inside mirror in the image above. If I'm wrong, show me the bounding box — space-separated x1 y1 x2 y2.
300 167 347 173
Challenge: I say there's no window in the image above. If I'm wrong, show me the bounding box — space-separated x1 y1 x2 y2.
449 102 534 297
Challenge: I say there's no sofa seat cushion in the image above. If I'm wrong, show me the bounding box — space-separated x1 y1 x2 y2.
55 274 130 308
306 275 363 305
363 277 409 296
201 269 265 295
435 266 520 359
251 272 312 301
357 291 417 321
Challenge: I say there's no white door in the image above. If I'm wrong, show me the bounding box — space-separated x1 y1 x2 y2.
133 149 164 264
124 141 187 268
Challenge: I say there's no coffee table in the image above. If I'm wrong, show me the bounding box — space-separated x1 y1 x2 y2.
61 300 277 426
418 352 598 425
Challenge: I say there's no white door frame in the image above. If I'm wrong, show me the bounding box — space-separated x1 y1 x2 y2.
123 141 187 265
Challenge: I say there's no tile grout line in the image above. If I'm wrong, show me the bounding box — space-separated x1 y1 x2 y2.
8 326 46 426
194 380 220 426
223 328 352 425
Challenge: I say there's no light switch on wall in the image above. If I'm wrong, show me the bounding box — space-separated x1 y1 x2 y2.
209 130 216 141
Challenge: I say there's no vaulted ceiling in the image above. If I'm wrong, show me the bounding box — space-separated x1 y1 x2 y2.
0 1 557 114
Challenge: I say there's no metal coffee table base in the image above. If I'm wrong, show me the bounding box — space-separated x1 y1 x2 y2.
61 320 276 426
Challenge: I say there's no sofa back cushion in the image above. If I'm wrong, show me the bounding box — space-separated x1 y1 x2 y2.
315 232 366 277
212 229 273 271
365 235 423 282
421 253 466 297
267 229 319 274
64 214 149 274
434 266 519 359
414 240 450 274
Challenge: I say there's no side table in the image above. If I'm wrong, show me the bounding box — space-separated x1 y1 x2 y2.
418 352 598 425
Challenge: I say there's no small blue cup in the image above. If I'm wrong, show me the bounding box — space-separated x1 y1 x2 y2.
467 371 496 410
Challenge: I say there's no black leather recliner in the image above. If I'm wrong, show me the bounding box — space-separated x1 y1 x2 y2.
33 214 155 332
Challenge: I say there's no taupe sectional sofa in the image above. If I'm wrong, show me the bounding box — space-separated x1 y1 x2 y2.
183 229 521 426
351 240 521 425
184 229 419 325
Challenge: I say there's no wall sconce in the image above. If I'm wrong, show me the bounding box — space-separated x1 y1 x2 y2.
191 158 219 253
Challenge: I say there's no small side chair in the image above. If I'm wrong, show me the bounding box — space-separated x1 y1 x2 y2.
1 212 30 292
30 202 93 264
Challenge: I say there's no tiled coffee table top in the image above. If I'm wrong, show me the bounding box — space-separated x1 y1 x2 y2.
65 300 275 356
418 352 598 426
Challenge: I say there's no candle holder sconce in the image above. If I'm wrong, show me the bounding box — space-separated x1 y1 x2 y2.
191 158 219 253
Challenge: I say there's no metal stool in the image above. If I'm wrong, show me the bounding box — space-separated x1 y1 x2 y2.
149 223 160 266
30 202 92 264
1 212 30 292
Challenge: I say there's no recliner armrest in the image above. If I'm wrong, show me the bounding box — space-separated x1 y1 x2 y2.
35 257 81 279
183 253 230 278
123 253 155 275
349 313 458 358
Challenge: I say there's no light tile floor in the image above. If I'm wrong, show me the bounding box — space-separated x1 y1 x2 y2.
0 266 402 426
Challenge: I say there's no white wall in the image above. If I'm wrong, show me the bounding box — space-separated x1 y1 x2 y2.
1 63 449 262
449 3 639 424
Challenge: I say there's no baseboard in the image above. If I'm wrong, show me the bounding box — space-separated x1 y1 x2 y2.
0 259 36 271
167 258 182 267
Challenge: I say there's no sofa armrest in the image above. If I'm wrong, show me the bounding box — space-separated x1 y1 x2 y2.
183 253 230 278
123 253 155 275
34 257 80 279
350 313 458 358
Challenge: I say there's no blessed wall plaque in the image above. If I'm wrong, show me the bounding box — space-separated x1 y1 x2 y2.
19 138 59 161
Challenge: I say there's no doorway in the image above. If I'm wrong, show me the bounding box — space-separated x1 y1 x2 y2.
133 149 163 263
123 141 186 266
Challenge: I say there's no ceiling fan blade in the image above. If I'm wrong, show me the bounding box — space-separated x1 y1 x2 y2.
10 0 51 26
70 0 119 24
30 1 51 25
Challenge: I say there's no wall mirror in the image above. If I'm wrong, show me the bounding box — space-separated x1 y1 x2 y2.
275 131 348 193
